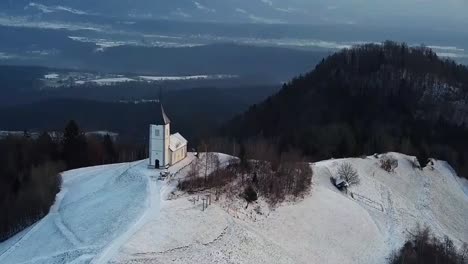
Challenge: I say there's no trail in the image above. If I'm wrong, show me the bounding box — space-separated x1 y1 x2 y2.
379 183 400 249
91 161 161 264
414 168 448 237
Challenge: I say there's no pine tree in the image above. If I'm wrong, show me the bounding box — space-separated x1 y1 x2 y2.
63 120 87 169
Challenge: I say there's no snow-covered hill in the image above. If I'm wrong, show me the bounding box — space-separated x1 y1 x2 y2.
1 153 467 264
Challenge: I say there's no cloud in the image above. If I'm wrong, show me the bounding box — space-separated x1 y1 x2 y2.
260 0 273 7
193 1 215 13
275 7 300 13
27 2 88 15
171 8 191 18
248 15 285 24
235 8 248 14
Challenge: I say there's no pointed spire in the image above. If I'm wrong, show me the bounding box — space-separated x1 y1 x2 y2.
154 101 170 125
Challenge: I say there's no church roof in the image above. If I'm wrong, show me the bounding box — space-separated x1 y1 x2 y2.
169 133 187 151
154 102 171 125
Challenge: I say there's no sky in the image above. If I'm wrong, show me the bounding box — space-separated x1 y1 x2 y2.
3 0 468 29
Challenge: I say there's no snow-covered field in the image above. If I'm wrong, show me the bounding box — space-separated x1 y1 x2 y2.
0 160 151 264
1 153 467 264
43 74 239 86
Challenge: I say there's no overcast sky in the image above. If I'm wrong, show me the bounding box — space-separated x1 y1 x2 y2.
4 0 468 29
272 0 468 25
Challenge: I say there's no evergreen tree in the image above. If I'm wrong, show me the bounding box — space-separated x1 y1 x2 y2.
63 120 87 169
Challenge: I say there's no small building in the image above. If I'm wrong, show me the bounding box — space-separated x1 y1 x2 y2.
334 178 349 192
149 102 188 168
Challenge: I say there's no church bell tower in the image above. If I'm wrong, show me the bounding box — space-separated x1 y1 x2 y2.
149 102 171 168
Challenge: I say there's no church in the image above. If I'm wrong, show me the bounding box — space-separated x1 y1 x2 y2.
149 102 188 168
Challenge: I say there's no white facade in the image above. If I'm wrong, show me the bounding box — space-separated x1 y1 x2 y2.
149 123 171 168
149 104 188 168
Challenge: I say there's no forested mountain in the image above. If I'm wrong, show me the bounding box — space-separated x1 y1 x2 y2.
223 41 468 178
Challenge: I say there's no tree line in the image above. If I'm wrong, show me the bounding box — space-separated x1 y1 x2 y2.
0 120 146 241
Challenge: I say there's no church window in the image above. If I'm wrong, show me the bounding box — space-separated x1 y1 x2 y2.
154 129 160 137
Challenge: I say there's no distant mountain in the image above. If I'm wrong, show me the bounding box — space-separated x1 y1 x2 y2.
223 41 468 178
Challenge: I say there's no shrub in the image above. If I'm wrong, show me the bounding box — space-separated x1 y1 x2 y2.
337 162 360 186
380 154 399 173
389 226 468 264
178 166 237 192
178 139 313 206
243 185 258 203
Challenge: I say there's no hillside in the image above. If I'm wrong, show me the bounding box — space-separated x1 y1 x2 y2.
223 42 468 179
0 153 466 263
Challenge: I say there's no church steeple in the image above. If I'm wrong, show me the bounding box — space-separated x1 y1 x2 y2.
154 102 171 125
148 99 188 169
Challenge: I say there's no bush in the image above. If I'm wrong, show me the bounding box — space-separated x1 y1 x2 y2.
179 140 313 206
337 162 360 186
389 226 468 264
243 185 258 203
380 154 399 173
178 162 237 192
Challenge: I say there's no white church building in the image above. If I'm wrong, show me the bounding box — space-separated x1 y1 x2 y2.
149 103 188 168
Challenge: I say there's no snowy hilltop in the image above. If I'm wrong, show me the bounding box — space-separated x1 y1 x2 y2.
0 152 467 264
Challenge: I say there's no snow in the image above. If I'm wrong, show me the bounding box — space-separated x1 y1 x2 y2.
44 73 59 79
85 131 119 139
0 161 152 264
1 152 467 264
70 74 238 86
91 78 135 85
109 152 467 264
138 74 237 81
68 36 130 51
169 133 187 151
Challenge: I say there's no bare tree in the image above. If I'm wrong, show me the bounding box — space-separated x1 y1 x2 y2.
187 159 200 179
380 154 399 173
337 162 360 186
